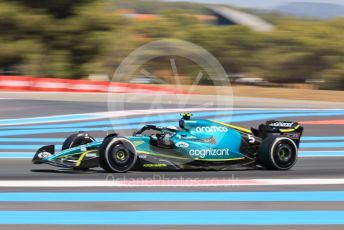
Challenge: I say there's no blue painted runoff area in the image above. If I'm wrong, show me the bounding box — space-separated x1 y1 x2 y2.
300 142 344 148
302 136 344 141
300 151 344 157
0 110 343 132
0 145 62 150
1 191 344 202
0 109 341 128
0 210 343 225
0 114 102 126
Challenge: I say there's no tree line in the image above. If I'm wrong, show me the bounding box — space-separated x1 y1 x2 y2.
0 0 343 89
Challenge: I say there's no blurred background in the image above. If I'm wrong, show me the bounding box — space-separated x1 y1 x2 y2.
0 0 343 92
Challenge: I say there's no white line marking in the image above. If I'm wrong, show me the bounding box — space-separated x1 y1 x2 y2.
0 178 344 187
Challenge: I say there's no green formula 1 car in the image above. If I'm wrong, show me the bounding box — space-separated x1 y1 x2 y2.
32 113 304 172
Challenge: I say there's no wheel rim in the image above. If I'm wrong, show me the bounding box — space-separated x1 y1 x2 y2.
278 146 291 162
274 142 296 169
115 150 127 162
111 144 132 167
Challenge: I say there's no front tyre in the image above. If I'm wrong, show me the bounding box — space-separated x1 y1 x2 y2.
99 137 137 173
62 132 96 170
62 131 95 150
258 136 298 170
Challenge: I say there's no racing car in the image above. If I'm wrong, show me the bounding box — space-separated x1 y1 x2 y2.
32 113 303 172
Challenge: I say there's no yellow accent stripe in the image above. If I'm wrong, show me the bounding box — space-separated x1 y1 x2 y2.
279 125 300 133
209 120 252 133
75 151 91 167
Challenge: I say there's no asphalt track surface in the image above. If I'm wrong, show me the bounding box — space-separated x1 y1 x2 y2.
0 92 344 229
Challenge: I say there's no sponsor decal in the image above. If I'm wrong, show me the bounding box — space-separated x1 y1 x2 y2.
175 141 189 148
189 148 230 159
195 126 228 133
269 122 294 128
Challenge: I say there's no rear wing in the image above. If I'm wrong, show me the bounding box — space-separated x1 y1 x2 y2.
252 120 304 147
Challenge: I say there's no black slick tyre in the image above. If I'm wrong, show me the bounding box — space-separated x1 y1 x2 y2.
62 132 95 150
258 136 298 170
99 137 137 173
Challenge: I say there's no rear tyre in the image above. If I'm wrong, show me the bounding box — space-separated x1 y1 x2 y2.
99 137 137 173
258 136 298 170
62 132 95 150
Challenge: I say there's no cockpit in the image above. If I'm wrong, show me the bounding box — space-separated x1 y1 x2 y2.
133 125 178 148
